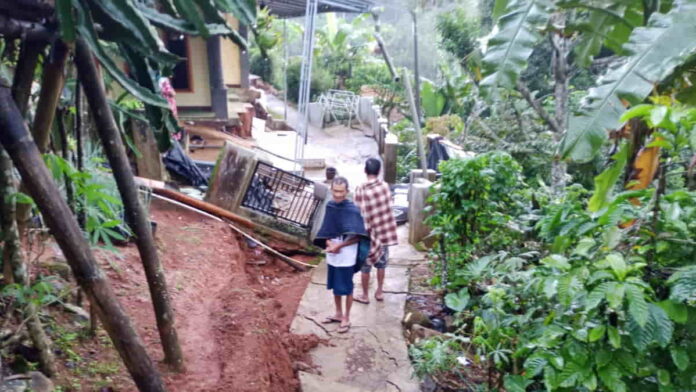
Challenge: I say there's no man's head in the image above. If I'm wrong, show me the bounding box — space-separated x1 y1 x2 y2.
364 158 381 177
325 166 337 180
331 176 349 202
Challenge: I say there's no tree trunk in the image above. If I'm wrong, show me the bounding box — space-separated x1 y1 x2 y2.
16 40 70 230
57 108 75 212
0 144 55 377
11 39 44 117
0 86 167 392
74 81 86 307
74 39 184 372
0 149 21 284
550 13 570 194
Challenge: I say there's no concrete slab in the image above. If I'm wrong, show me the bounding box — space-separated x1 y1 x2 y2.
292 228 423 392
390 226 427 265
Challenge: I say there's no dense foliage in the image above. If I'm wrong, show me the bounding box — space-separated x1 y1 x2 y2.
416 96 696 390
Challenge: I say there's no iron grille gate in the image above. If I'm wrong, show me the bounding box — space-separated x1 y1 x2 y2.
241 161 321 229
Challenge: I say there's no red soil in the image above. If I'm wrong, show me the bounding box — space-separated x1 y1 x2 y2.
59 199 319 391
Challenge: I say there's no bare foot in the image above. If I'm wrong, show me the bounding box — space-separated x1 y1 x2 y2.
374 292 384 301
354 295 370 304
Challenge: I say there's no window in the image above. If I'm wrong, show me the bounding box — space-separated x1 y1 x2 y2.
166 34 191 91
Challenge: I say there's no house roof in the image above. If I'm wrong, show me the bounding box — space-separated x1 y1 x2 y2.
260 0 375 18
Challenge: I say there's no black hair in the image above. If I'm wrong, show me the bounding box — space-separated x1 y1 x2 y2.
331 176 349 190
364 158 381 176
325 166 337 179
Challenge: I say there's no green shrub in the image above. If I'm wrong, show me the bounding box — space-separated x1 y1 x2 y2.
427 152 525 288
285 57 333 103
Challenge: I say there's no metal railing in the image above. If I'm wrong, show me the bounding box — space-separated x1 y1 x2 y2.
241 161 322 229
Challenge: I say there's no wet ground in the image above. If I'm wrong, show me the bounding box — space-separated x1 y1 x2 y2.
291 225 423 392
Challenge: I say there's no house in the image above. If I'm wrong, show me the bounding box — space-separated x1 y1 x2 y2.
165 14 256 142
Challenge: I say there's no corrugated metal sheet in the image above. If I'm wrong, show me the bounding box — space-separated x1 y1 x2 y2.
260 0 374 18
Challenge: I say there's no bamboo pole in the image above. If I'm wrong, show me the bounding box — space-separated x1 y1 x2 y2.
0 85 166 392
74 39 184 372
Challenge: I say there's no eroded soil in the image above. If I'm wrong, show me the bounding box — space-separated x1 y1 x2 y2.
47 199 319 391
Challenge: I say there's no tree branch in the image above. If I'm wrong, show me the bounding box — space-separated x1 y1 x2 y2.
0 15 53 41
516 80 563 135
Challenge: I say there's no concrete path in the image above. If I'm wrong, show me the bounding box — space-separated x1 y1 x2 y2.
255 93 378 188
290 225 425 392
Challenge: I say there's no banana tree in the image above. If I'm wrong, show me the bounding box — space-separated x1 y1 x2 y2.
479 0 696 189
315 13 373 89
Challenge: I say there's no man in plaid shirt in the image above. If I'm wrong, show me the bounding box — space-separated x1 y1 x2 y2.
353 158 398 303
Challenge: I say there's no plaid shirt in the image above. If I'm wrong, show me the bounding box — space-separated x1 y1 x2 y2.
354 178 398 264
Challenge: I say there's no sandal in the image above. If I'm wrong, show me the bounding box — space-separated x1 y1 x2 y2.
322 316 342 324
337 322 351 334
353 296 370 304
375 293 384 302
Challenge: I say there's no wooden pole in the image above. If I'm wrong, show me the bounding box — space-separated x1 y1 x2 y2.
74 39 184 372
31 40 70 153
0 85 167 392
16 40 70 229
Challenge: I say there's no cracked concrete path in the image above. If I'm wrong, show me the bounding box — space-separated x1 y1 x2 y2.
291 226 423 392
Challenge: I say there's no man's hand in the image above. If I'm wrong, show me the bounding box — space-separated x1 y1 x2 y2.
325 241 341 254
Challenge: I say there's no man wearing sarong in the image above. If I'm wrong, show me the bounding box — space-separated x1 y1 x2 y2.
354 158 398 304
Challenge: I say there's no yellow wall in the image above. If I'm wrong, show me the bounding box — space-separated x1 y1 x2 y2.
176 37 211 107
175 15 243 108
222 15 242 87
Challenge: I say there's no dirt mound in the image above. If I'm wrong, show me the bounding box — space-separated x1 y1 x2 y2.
50 199 317 391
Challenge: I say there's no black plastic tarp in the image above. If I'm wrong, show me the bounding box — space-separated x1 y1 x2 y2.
163 141 208 187
427 137 450 172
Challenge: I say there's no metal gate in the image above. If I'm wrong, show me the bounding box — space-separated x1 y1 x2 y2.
241 161 321 229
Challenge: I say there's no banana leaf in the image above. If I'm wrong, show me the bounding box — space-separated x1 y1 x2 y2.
73 0 169 108
136 4 247 48
480 0 551 95
560 1 696 162
213 0 256 27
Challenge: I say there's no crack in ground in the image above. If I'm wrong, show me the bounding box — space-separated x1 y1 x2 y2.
386 380 403 392
367 330 399 368
303 315 332 336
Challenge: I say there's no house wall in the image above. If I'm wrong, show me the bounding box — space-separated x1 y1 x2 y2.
221 16 242 87
176 37 211 108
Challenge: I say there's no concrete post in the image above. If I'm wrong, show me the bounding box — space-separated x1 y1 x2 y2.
383 132 398 184
409 169 437 183
408 179 432 245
